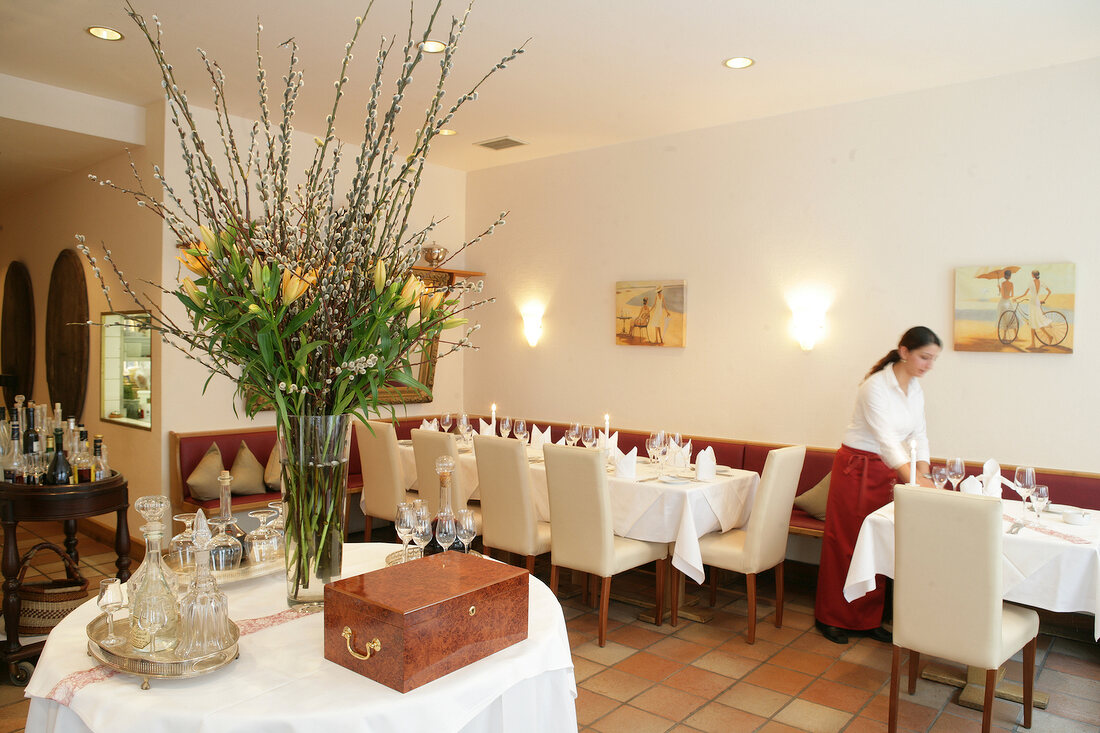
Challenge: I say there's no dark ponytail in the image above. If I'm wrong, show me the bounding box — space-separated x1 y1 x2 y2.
865 326 942 379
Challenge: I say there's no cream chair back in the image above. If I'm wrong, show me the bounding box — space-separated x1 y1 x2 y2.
411 429 462 517
894 484 1003 669
474 436 540 556
543 444 613 576
356 420 406 521
742 445 806 570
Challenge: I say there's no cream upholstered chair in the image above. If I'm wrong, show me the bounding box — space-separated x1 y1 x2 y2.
543 444 669 646
891 485 1038 733
473 435 551 573
692 444 806 643
356 420 416 535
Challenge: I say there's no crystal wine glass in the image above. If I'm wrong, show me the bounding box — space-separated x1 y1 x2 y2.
1030 485 1049 523
436 511 457 552
513 419 528 444
267 501 285 533
581 425 597 449
1014 466 1036 511
412 499 429 521
456 509 476 553
499 415 512 439
208 516 243 571
168 513 197 572
440 413 453 433
931 466 948 490
395 503 415 563
457 412 470 435
946 457 965 491
412 515 433 555
97 578 126 647
565 423 580 446
246 509 281 563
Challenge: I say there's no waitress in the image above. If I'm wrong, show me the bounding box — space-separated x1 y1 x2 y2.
815 326 942 644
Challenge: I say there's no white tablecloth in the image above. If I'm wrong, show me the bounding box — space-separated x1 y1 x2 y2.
398 442 759 584
24 544 577 733
843 501 1100 639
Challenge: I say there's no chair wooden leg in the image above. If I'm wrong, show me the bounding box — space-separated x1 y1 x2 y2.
549 564 559 595
525 555 535 574
709 567 718 607
1023 637 1036 728
774 562 784 629
598 577 612 647
581 572 590 606
888 645 901 733
363 515 373 541
907 650 920 694
746 573 757 644
982 668 996 733
653 557 666 627
670 566 680 627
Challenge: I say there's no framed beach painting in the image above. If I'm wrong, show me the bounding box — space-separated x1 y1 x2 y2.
954 263 1074 354
615 280 686 347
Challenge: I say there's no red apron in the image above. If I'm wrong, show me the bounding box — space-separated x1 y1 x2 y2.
814 444 897 631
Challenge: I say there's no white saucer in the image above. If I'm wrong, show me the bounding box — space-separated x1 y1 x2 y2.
658 475 690 485
1062 511 1091 526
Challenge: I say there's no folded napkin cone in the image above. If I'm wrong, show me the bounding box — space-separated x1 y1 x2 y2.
530 425 551 451
479 418 495 436
419 418 438 431
614 447 638 479
695 446 717 481
959 475 984 495
981 458 1003 498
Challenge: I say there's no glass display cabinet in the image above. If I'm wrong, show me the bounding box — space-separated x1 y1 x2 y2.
101 311 152 429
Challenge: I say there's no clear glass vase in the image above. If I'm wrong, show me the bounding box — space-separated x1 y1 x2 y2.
280 414 351 606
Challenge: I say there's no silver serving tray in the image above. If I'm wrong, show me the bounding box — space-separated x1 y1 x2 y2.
87 614 239 689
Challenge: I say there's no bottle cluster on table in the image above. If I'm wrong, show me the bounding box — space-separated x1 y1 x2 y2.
0 396 109 485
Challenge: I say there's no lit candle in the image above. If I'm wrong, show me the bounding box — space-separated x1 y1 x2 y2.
604 413 610 437
909 439 917 485
491 403 496 425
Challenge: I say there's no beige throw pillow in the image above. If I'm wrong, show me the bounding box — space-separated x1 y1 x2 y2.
264 446 282 492
186 443 224 502
793 472 830 521
229 441 266 495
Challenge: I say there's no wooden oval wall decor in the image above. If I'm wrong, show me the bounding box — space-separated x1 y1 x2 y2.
46 249 90 420
1 261 35 408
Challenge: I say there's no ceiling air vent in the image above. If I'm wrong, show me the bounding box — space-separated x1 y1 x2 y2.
475 136 527 151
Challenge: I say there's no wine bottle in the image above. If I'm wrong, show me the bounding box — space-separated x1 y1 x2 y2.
22 406 39 462
73 428 93 483
93 435 110 481
2 422 20 483
44 429 73 486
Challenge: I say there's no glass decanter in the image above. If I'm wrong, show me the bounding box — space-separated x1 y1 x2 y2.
129 495 181 654
216 470 248 558
127 495 180 598
176 509 234 657
423 455 457 556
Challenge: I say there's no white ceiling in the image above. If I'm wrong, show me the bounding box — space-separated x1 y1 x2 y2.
2 0 1099 194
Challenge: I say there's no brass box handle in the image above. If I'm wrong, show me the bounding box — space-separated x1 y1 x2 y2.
342 626 381 660
469 605 476 616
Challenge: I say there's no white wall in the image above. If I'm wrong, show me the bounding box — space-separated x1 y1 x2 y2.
465 58 1100 473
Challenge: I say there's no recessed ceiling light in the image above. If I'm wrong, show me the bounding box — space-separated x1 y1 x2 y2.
87 26 124 41
723 56 754 69
438 129 457 136
420 40 446 53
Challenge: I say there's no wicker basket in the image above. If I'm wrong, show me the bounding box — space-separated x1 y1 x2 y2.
17 542 89 636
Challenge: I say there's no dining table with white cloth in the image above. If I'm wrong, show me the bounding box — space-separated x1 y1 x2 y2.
22 543 577 733
843 500 1100 639
397 441 760 584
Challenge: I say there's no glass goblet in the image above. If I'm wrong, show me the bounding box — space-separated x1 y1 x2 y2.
581 425 597 449
412 516 433 555
440 413 453 433
435 512 457 552
946 457 965 491
1014 466 1036 505
457 412 470 435
168 513 197 572
498 416 512 439
267 501 285 534
246 509 281 563
97 578 126 647
1030 485 1049 523
395 503 415 563
513 419 528 444
208 516 243 571
565 423 580 446
931 466 948 490
456 509 476 553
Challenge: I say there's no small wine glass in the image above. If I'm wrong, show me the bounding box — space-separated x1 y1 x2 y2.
440 413 453 433
946 457 965 491
168 513 197 572
97 578 126 647
1030 485 1049 523
513 419 528 444
436 511 457 552
581 425 597 449
246 509 281 563
1014 466 1036 508
931 466 948 490
395 503 415 563
456 509 476 553
457 412 470 433
208 516 243 571
565 423 581 446
267 501 285 534
412 516 433 555
499 416 512 439
412 499 428 520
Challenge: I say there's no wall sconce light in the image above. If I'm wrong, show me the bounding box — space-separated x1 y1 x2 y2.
521 304 544 346
786 287 831 351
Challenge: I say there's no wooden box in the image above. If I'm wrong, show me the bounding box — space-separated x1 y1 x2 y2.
323 551 529 692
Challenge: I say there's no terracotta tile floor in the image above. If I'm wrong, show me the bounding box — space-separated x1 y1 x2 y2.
1 525 1098 733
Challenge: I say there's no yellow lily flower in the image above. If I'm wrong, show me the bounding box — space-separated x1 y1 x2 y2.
177 241 212 277
396 275 424 309
281 266 318 305
180 277 203 305
442 317 468 330
198 225 218 251
373 258 386 294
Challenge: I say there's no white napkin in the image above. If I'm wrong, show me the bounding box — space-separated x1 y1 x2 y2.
419 418 438 431
959 475 983 495
614 447 637 479
599 430 619 455
479 418 495 436
530 425 551 451
668 440 692 468
981 458 1003 498
695 446 717 481
555 436 566 445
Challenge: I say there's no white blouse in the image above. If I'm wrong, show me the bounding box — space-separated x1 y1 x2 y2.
841 365 930 469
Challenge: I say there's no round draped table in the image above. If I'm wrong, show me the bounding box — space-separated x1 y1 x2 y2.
23 543 576 733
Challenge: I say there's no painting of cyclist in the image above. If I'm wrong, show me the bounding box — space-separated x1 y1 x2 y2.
997 270 1015 318
1015 269 1053 348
